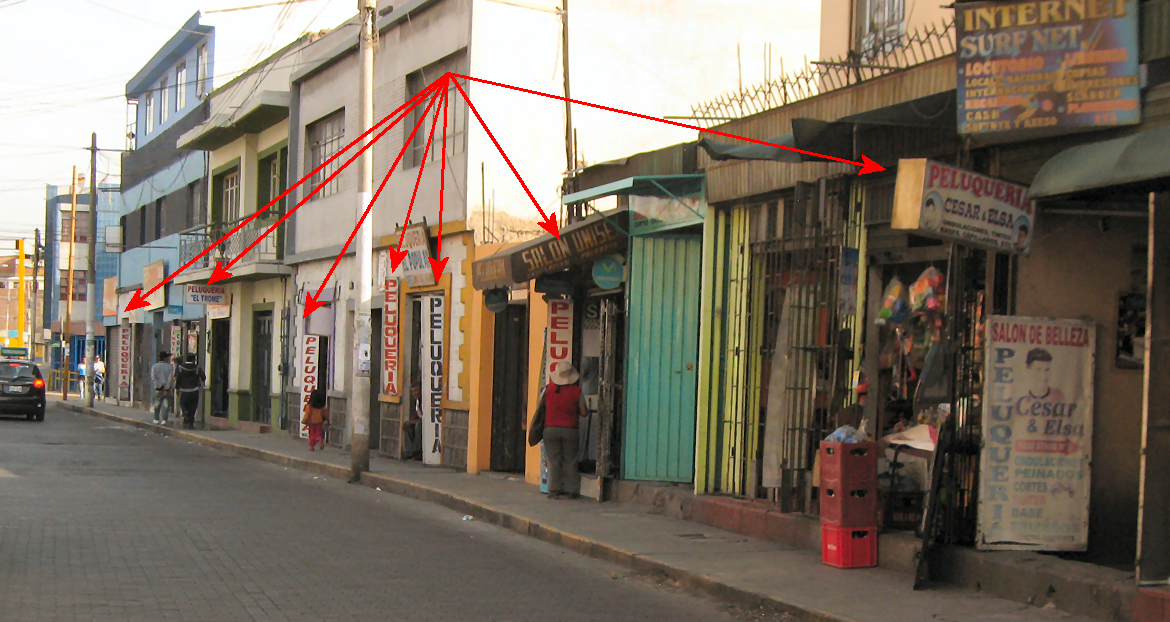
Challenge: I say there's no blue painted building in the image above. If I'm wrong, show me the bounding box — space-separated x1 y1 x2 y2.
42 181 123 372
112 12 214 405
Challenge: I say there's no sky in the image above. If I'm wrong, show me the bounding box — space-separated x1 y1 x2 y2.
0 0 821 243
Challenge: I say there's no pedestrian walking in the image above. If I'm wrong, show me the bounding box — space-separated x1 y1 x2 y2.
542 364 587 500
77 356 87 399
400 382 423 460
174 354 205 429
302 388 330 451
93 356 106 398
150 351 174 425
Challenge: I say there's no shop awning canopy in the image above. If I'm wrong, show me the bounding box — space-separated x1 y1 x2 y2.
561 175 704 204
1029 125 1170 199
698 91 957 163
472 210 630 290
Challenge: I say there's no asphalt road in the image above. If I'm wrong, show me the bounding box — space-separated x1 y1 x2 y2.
0 404 775 622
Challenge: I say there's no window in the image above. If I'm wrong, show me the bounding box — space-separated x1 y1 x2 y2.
306 110 345 199
0 363 36 380
155 199 164 239
405 58 468 168
145 93 155 135
176 63 187 110
852 0 905 62
269 157 281 203
197 44 208 96
159 77 169 123
58 270 87 302
59 212 91 244
223 171 241 222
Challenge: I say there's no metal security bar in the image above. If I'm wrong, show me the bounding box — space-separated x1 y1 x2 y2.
747 176 864 512
689 19 955 127
928 245 988 545
178 214 283 270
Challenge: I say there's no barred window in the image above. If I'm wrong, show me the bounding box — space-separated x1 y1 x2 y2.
306 110 345 199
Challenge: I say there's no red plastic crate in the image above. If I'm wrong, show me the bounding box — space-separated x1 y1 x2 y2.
822 525 878 568
819 441 878 483
819 478 879 527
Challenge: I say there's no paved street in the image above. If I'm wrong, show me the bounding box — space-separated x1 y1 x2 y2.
0 405 770 622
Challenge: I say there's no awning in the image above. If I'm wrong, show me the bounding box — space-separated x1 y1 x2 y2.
1029 125 1170 199
472 210 629 290
562 174 703 204
698 90 956 163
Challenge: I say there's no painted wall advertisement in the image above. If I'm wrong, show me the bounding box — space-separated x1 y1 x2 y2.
421 295 445 465
956 0 1140 135
142 260 167 311
298 334 322 439
103 277 118 317
978 315 1095 551
893 159 1035 254
546 299 574 379
382 278 400 396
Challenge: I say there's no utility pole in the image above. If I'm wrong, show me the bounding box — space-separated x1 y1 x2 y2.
350 0 376 481
63 166 78 400
32 229 40 362
561 0 576 223
16 239 26 349
85 133 97 407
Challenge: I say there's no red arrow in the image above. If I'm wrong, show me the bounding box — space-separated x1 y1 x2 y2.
206 81 446 286
125 81 445 311
304 85 446 318
389 73 453 273
454 74 886 175
429 84 452 283
449 79 560 239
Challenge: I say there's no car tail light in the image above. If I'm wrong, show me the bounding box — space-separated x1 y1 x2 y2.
33 378 45 389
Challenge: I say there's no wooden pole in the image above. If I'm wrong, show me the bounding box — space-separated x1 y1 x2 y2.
63 166 78 399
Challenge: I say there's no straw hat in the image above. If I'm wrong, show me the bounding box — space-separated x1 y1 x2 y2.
550 363 579 385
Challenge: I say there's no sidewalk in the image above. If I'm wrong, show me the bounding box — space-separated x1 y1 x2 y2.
52 396 1094 622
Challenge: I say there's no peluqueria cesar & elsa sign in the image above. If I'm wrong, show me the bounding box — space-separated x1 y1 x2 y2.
979 316 1095 551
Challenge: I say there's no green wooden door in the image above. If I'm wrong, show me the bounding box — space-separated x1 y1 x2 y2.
623 235 702 482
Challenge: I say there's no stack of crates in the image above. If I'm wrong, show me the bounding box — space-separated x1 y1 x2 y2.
819 441 879 568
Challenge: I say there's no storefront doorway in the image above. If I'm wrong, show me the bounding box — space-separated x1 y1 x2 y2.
490 303 528 472
622 235 703 482
210 318 230 419
250 310 273 424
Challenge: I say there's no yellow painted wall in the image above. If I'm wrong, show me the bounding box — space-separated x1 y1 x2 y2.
524 292 550 485
466 242 511 474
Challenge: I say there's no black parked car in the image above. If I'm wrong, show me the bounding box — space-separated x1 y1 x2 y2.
0 359 46 421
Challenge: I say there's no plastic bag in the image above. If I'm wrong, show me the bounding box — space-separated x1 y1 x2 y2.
826 425 871 443
877 277 910 326
909 267 946 316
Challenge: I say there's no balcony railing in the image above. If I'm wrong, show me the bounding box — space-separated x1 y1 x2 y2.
179 214 282 271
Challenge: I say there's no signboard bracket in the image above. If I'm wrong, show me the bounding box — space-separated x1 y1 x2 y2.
584 204 629 237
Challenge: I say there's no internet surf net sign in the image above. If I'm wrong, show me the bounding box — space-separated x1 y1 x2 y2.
978 316 1095 551
956 0 1140 135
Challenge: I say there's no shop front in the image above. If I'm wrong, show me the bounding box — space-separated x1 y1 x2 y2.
364 223 473 469
470 168 709 494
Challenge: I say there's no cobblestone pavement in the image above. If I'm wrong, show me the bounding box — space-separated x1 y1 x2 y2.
0 406 768 622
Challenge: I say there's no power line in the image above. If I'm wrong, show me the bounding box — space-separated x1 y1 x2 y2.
206 0 320 14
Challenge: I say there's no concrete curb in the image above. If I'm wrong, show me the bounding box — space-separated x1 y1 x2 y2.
61 401 853 622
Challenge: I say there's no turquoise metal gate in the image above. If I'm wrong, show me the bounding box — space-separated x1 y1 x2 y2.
623 235 703 482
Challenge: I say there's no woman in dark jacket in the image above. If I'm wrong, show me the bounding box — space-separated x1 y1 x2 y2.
542 364 586 499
